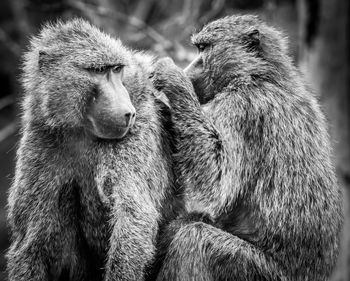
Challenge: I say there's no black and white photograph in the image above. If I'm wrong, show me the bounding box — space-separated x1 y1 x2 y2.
0 0 348 280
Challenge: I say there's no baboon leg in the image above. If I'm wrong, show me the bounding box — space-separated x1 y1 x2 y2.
156 222 280 281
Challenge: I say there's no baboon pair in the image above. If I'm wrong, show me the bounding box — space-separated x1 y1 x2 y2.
8 16 342 281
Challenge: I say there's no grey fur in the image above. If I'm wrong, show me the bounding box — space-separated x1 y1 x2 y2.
7 19 180 281
151 15 343 281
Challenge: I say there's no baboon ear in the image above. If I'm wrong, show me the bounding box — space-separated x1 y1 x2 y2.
38 50 60 71
243 29 261 53
248 29 260 43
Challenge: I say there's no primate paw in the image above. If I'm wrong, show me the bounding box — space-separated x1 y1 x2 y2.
150 57 185 93
180 212 215 225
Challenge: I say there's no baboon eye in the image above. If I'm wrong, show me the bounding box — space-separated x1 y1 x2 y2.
87 64 125 75
195 43 209 53
112 65 124 73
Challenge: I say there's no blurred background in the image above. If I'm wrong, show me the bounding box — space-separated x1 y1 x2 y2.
0 0 348 280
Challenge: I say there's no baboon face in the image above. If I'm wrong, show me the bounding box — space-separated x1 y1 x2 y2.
183 50 212 104
85 65 136 140
33 20 136 140
184 16 287 104
184 17 258 104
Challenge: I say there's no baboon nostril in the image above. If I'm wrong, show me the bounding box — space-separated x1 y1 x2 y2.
125 112 132 126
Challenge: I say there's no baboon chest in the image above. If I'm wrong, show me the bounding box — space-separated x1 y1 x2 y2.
59 180 110 259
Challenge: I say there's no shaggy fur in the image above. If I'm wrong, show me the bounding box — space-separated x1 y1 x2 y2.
7 19 180 281
151 15 343 281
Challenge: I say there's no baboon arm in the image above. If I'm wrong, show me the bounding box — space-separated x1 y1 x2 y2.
7 178 78 281
152 60 236 217
162 84 235 217
104 187 159 281
7 234 49 281
156 222 280 281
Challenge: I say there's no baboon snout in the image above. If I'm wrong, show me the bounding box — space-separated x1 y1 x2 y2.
87 86 136 140
184 55 203 78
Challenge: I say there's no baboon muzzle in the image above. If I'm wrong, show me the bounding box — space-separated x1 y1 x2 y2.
87 77 136 140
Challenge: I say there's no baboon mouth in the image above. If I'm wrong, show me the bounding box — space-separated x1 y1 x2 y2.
96 126 131 140
87 117 132 140
113 126 132 139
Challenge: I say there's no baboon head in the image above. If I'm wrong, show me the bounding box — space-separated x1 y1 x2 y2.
184 15 290 104
23 19 136 139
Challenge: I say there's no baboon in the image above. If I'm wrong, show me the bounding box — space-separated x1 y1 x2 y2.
151 15 343 281
7 19 180 281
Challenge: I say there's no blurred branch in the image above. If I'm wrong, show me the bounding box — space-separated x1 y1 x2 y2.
0 122 17 143
200 0 226 24
180 0 201 25
131 0 155 23
10 0 32 47
265 0 278 21
68 1 172 49
0 96 15 111
0 28 21 57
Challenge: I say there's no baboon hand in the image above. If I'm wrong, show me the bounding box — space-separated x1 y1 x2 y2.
150 57 190 94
